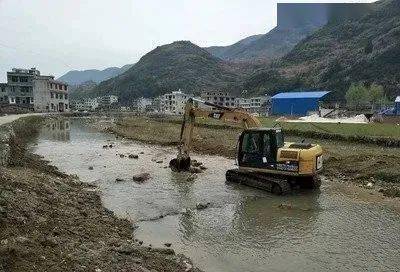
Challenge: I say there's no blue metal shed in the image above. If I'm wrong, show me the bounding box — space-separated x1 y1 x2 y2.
271 91 330 116
396 96 400 116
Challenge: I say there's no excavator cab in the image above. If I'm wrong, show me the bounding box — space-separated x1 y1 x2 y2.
238 128 283 168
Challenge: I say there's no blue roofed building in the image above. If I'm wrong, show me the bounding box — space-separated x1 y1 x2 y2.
396 96 400 116
271 91 330 116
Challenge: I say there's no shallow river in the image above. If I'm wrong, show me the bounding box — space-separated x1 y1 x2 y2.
32 118 400 272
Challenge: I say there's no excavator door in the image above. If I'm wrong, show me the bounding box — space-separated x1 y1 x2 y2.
238 129 283 169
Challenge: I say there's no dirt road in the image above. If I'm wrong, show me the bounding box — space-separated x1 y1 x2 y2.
0 113 44 126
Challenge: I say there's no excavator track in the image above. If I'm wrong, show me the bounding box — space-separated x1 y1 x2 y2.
226 169 292 195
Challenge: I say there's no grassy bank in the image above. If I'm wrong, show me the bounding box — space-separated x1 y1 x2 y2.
0 117 200 272
106 116 400 198
162 116 400 147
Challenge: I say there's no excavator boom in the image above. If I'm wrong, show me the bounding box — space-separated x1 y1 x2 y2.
170 98 261 171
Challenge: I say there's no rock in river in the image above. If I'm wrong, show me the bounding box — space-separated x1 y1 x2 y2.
196 202 211 210
128 154 139 159
132 173 151 183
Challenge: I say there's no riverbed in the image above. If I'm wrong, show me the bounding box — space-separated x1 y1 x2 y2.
32 118 400 272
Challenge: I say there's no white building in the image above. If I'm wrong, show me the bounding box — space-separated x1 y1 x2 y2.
200 91 236 109
0 68 69 112
162 91 189 115
235 95 271 116
71 98 99 111
235 98 251 111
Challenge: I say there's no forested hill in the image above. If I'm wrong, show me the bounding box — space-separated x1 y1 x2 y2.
84 41 248 103
244 0 400 99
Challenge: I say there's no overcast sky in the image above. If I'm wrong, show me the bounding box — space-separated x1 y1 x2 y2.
0 0 376 81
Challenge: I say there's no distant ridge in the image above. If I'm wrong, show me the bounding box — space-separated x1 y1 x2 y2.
205 2 375 63
58 64 134 85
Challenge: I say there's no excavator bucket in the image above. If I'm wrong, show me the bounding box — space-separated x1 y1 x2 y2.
169 156 191 172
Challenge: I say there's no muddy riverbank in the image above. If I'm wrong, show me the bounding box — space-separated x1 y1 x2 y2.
0 117 200 272
99 116 400 199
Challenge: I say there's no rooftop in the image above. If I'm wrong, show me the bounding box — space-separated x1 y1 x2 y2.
271 91 330 99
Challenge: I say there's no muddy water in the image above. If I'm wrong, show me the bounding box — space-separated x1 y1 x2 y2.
33 118 400 272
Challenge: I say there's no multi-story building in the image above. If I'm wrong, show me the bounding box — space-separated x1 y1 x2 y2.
235 96 271 116
235 98 251 111
0 68 69 112
200 91 236 109
162 91 189 115
249 96 270 115
34 75 69 112
70 98 99 111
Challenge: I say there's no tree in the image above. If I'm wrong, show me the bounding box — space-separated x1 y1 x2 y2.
369 84 385 110
346 83 386 111
345 83 369 110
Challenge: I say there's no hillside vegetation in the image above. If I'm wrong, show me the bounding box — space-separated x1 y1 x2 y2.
245 0 400 99
205 25 320 63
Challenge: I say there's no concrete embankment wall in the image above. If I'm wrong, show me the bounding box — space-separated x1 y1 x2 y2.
0 123 14 167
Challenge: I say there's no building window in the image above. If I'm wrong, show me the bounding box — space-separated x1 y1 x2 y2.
50 83 53 89
55 84 58 90
21 86 30 92
65 94 68 99
51 103 54 110
51 92 54 98
20 77 28 82
65 104 68 109
11 76 18 82
1 87 4 92
64 85 67 91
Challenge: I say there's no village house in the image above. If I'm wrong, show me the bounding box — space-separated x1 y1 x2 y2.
161 91 189 115
0 68 69 112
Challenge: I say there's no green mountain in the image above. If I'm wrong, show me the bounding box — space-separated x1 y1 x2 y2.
245 0 400 99
87 41 248 103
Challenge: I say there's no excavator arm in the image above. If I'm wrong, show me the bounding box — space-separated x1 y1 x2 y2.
170 98 261 171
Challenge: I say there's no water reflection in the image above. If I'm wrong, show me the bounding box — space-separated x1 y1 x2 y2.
40 119 70 141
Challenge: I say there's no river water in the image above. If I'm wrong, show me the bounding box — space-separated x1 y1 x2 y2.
32 118 400 272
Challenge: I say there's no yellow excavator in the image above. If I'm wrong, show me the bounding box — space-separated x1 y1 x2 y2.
170 98 323 195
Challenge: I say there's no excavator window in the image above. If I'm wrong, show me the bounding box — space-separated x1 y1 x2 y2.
241 133 261 153
239 132 264 168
